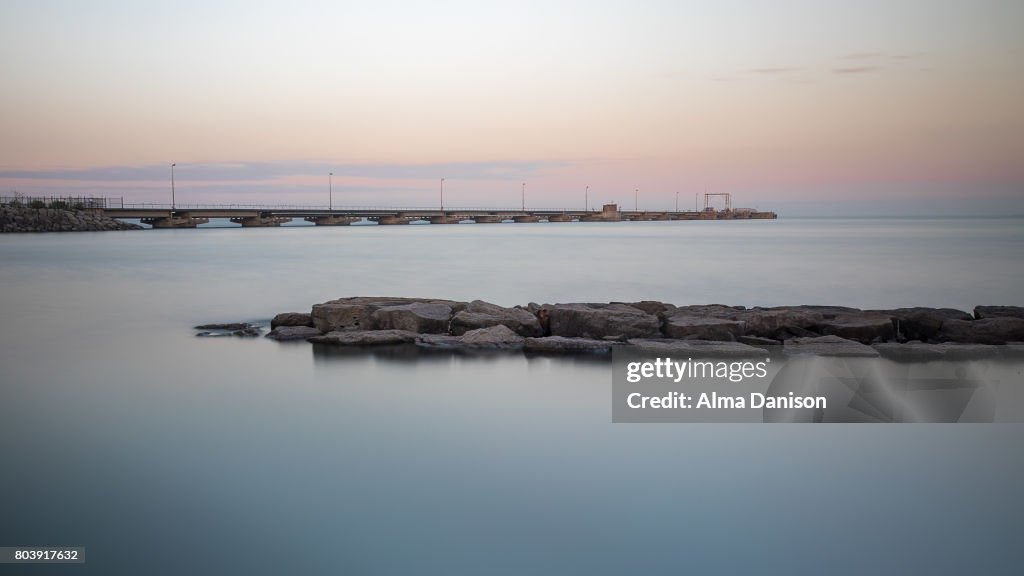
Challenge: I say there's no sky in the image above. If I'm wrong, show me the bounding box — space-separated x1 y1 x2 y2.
1 0 1022 215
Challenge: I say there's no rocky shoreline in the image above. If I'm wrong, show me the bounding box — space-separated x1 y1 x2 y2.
0 204 141 232
198 297 1024 358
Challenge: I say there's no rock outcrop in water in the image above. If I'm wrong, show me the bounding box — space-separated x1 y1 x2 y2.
1 204 141 232
198 297 1024 356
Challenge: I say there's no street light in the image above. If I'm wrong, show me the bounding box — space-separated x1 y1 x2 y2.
521 182 525 211
675 191 679 212
586 185 589 211
440 178 445 211
170 163 176 211
635 188 638 212
329 172 333 211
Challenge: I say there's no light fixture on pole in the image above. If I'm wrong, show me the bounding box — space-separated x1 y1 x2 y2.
171 163 176 211
586 185 589 211
635 188 638 212
675 191 679 212
521 182 525 211
329 172 333 211
440 178 445 211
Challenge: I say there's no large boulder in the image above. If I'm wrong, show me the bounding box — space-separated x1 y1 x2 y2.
547 303 661 339
733 307 824 338
372 302 453 334
308 329 420 346
265 325 321 341
869 307 972 341
817 313 895 343
662 314 744 341
311 297 464 332
270 312 314 329
938 317 1024 344
450 300 543 336
974 306 1024 320
460 324 526 349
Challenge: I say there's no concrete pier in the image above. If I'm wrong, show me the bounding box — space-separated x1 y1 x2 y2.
143 213 210 228
231 215 292 227
306 215 360 226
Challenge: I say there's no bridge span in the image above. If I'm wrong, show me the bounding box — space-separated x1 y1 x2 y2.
103 203 777 228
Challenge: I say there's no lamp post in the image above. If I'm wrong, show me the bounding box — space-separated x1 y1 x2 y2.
170 163 176 211
440 178 444 211
675 191 679 212
586 185 589 211
329 172 333 211
635 188 638 212
521 182 525 211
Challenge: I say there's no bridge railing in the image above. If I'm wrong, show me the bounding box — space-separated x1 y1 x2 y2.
108 202 607 212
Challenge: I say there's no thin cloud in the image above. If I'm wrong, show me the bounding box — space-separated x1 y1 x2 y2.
748 67 800 74
0 160 569 182
839 52 883 60
833 66 881 74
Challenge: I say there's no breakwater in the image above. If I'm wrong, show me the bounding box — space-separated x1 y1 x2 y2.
1 204 141 233
200 297 1024 357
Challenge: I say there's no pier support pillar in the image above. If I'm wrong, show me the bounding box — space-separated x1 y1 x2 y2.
306 215 359 226
513 215 540 223
547 214 573 222
143 214 209 228
473 215 503 223
376 216 410 225
231 215 292 227
430 215 460 224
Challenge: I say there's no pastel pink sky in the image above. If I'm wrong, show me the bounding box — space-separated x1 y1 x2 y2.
1 0 1022 215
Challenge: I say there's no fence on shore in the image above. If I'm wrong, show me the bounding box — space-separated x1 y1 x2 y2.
0 196 120 209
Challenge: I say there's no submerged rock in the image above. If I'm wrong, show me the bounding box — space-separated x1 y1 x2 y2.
524 336 621 354
266 325 321 341
627 338 768 357
195 322 262 337
869 307 972 342
309 329 420 346
783 335 879 357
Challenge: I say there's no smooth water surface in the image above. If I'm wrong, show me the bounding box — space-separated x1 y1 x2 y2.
1 218 1022 575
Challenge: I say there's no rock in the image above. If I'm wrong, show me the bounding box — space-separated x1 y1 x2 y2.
734 308 824 338
524 336 620 354
615 300 676 316
270 312 314 329
460 324 526 349
817 313 895 343
547 303 661 339
195 322 252 330
938 317 1024 344
627 338 768 357
450 300 543 336
266 325 321 341
974 306 1024 320
783 335 879 357
415 334 464 349
311 297 464 332
774 326 822 340
662 314 744 341
739 335 782 346
308 329 420 346
869 307 972 341
872 342 1003 361
372 302 453 333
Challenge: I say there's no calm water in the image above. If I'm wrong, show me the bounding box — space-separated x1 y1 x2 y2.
1 218 1022 575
